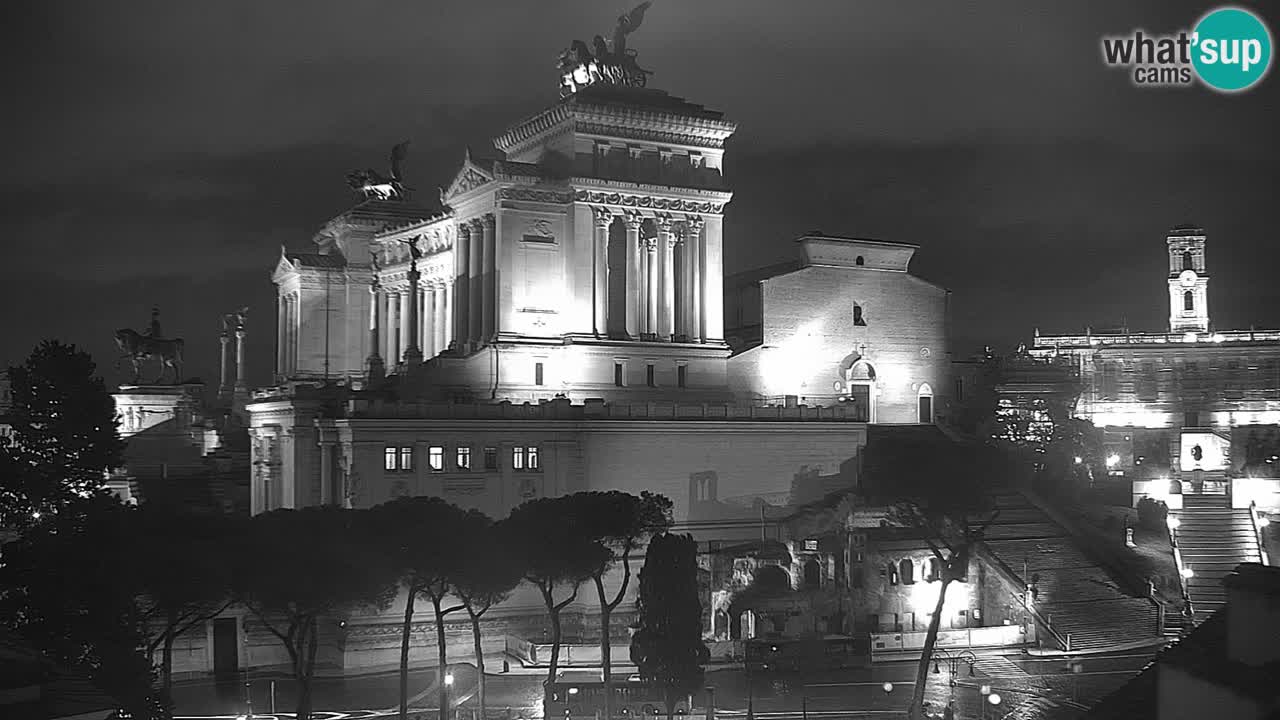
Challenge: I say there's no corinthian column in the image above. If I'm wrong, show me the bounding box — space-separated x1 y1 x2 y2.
404 255 423 367
481 213 496 343
645 236 659 338
276 294 286 379
454 223 471 351
624 212 642 339
592 207 612 336
656 215 676 341
219 321 231 397
686 216 705 343
468 218 483 346
367 281 384 382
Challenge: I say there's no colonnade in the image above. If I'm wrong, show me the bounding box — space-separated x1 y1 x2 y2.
369 281 454 365
592 209 707 342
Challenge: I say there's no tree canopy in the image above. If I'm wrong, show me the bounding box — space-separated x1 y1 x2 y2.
630 533 709 720
1 341 124 528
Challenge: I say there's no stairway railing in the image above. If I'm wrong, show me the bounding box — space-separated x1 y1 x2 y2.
1167 518 1195 620
1249 501 1269 566
973 542 1069 651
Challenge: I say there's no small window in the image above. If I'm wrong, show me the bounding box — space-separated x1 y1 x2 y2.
398 447 414 471
855 256 865 266
954 377 964 403
1184 291 1194 312
899 559 915 585
384 447 398 471
614 362 625 387
456 446 471 471
535 362 544 386
1182 250 1194 271
853 305 866 326
677 364 687 388
428 446 444 472
927 557 942 582
484 447 498 470
646 363 656 387
513 446 540 472
888 566 899 586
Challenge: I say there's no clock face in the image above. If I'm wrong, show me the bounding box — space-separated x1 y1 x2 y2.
1179 269 1198 287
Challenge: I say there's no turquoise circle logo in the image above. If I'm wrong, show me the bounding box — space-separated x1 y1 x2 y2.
1192 7 1273 92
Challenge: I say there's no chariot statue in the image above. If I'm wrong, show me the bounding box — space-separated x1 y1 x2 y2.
347 141 411 200
558 2 654 92
115 308 184 384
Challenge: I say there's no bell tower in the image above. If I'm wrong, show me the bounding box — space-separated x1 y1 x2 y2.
1167 225 1209 333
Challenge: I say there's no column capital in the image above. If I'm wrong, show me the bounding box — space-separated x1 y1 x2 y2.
482 212 496 229
643 236 659 253
654 213 676 234
684 214 705 234
592 206 615 229
623 210 644 231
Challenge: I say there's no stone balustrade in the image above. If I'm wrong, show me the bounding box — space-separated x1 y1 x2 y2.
345 397 864 422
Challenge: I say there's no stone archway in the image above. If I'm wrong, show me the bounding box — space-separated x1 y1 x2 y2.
838 353 876 422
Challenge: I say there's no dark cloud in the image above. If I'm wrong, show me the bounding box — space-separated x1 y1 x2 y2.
2 1 1278 388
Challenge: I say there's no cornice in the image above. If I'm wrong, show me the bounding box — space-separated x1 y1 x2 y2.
495 99 736 154
571 187 729 216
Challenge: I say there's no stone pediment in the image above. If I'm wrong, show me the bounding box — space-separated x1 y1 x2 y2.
272 248 297 283
443 151 495 202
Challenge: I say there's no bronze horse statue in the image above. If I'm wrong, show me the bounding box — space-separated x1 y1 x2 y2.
114 329 184 384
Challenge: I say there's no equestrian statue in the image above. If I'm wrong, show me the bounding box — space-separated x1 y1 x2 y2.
115 307 185 384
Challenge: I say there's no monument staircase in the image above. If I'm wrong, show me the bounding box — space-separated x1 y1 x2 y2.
1173 492 1263 622
980 491 1161 651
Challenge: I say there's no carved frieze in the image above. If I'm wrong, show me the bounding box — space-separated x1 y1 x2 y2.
574 190 724 215
497 187 574 204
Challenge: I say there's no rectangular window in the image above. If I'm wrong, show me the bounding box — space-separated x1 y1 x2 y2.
1100 361 1119 400
484 446 498 470
677 364 688 388
456 446 471 471
954 378 964 403
513 446 541 472
428 446 444 472
646 363 656 387
614 362 625 387
398 446 413 471
384 447 397 471
535 362 544 386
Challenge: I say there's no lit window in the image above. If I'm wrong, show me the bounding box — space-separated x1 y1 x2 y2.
384 447 397 471
399 447 413 471
614 362 625 387
535 362 544 386
677 364 687 388
513 446 541 472
456 446 471 470
428 446 444 472
646 363 656 387
484 447 498 470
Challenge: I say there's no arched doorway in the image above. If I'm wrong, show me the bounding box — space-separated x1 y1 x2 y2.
917 382 934 424
839 354 877 422
803 557 821 589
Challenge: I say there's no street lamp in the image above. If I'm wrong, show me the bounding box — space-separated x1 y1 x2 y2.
882 681 894 694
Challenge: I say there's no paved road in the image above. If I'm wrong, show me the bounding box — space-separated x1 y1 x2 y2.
173 649 1156 720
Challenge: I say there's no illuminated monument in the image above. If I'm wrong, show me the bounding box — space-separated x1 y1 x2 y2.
242 5 958 676
1030 226 1280 508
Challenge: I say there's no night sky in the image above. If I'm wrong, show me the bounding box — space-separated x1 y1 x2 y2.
3 1 1277 390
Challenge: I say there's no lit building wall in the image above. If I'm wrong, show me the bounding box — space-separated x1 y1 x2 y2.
726 236 950 424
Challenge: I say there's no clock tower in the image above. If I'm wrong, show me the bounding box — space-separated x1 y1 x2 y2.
1167 225 1210 333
